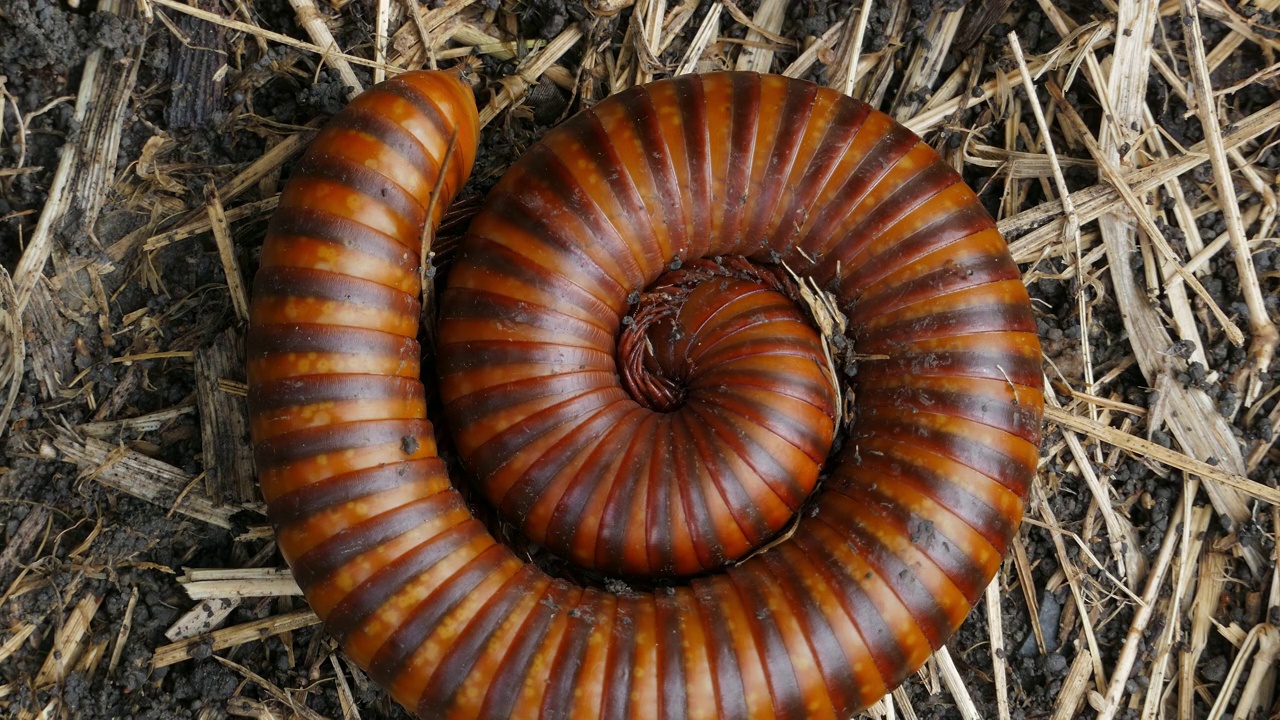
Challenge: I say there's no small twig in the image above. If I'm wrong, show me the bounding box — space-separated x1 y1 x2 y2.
420 129 458 293
1046 406 1280 506
10 51 101 313
107 587 138 677
152 609 320 668
1011 536 1045 654
1003 97 1280 252
179 568 302 600
781 18 844 79
1179 0 1279 404
213 655 329 720
729 0 789 73
1033 481 1106 688
220 121 321 204
0 626 37 667
892 0 961 118
1215 59 1280 97
636 0 666 84
374 0 389 83
675 1 722 76
400 0 436 71
0 267 24 439
331 655 361 720
1093 481 1195 720
143 197 279 253
933 645 980 720
905 20 1116 134
833 0 873 97
478 24 584 127
1042 376 1141 585
205 186 250 324
1046 81 1244 346
1009 31 1096 417
34 593 103 687
111 351 195 363
55 430 260 528
285 0 364 97
1050 646 1094 720
1063 387 1146 417
1170 504 1216 720
144 0 398 74
984 579 1012 720
1204 623 1280 720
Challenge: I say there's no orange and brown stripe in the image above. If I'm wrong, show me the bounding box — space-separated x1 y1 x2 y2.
249 70 1042 719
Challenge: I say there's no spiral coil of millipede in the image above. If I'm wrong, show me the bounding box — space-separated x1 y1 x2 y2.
247 69 1044 719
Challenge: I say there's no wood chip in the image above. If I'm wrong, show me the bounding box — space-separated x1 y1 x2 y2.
830 0 872 97
108 587 138 676
0 267 24 437
1052 646 1095 720
675 1 722 76
165 598 242 642
10 23 139 314
731 0 788 73
933 645 980 720
151 609 321 668
55 430 262 528
179 568 302 600
287 0 363 97
34 593 102 687
1183 549 1229 718
0 625 37 666
206 187 250 324
892 3 961 118
195 329 255 504
79 404 196 439
0 504 50 583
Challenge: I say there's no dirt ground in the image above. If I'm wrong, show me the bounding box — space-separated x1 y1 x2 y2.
1 0 1278 718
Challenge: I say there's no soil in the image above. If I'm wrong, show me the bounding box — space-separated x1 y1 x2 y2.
1 0 1277 718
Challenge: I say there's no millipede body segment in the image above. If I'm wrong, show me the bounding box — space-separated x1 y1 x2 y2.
248 69 1044 719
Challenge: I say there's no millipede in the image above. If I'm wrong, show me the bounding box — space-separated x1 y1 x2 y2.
247 69 1044 719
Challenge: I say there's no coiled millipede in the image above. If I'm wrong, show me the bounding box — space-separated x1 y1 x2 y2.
247 69 1044 719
